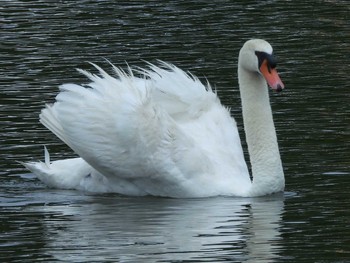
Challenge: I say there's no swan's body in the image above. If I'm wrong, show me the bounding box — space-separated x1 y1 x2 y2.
23 39 285 197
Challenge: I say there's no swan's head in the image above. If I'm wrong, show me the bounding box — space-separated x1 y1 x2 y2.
239 39 284 92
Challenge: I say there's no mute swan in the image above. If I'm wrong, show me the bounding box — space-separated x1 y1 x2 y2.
23 39 285 197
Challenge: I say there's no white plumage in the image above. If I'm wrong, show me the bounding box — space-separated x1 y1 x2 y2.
23 39 285 197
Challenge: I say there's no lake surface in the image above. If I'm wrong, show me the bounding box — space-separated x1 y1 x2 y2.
1 0 349 262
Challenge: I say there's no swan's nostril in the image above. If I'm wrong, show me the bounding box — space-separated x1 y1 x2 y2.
276 84 283 92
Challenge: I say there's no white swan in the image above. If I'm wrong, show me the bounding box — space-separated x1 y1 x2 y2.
23 39 285 198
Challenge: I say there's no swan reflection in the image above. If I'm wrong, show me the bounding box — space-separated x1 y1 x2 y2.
30 194 284 262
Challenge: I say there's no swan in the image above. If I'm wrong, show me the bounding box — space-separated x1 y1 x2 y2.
23 39 285 198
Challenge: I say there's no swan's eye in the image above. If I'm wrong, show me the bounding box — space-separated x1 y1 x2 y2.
255 51 277 73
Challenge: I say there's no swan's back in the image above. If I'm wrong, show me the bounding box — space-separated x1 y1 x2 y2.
34 62 251 197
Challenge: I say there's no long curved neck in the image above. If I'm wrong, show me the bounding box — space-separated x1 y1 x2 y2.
238 66 284 196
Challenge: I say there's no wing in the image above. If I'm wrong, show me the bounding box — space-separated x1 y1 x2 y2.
40 63 250 197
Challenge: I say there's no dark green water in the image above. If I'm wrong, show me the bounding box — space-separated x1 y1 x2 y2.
1 1 349 262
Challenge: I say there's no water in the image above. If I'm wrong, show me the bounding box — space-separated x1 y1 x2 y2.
1 0 349 262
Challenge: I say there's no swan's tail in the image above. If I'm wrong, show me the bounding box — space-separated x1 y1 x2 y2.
20 146 56 186
21 147 109 191
21 147 147 194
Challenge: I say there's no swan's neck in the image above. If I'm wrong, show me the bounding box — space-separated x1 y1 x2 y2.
238 67 284 196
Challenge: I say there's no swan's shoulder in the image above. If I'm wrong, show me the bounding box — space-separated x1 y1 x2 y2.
144 62 218 121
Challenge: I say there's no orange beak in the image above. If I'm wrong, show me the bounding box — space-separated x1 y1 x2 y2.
259 59 284 92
